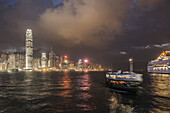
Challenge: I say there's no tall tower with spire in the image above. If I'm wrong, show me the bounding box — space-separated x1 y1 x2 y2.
25 29 33 70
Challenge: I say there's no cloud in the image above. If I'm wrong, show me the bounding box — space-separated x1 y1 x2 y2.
133 43 170 50
50 0 63 7
145 45 150 49
0 0 18 8
39 0 132 46
133 45 151 50
38 0 165 47
154 43 170 48
120 51 127 55
137 0 164 7
0 0 165 49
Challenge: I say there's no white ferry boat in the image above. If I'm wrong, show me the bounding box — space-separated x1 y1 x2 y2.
106 59 143 93
106 70 143 92
147 51 170 73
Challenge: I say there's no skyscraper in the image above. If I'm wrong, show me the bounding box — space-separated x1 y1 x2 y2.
49 48 56 68
8 53 16 69
25 29 33 70
41 53 47 68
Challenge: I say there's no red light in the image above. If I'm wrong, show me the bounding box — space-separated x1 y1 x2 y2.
84 70 88 73
64 55 68 59
162 51 167 56
84 59 88 63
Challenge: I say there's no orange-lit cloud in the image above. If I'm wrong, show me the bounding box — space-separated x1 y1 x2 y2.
0 0 165 48
39 0 131 46
38 0 164 47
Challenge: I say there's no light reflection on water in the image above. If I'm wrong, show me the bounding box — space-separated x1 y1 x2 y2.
76 74 95 111
147 74 170 113
107 73 170 113
0 72 169 113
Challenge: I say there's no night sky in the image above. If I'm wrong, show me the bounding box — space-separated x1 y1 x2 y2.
0 0 170 70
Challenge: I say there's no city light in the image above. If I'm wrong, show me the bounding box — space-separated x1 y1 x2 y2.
162 51 167 56
84 59 88 63
129 58 133 62
0 29 104 72
64 55 68 59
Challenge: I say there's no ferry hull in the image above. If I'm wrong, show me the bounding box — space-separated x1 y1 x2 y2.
106 79 142 93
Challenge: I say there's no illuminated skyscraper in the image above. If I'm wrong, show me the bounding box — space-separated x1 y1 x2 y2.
25 29 33 70
41 53 47 68
77 59 83 71
49 48 56 68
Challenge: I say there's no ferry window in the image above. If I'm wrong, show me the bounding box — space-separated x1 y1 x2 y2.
106 74 109 78
166 53 170 56
110 75 116 79
132 76 136 78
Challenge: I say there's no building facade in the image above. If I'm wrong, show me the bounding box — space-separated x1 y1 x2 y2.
25 29 33 70
49 49 56 68
41 53 47 68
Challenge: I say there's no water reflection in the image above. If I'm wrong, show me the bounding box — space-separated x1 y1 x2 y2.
106 73 170 113
58 71 72 98
149 73 170 113
76 73 96 111
76 74 91 91
0 72 169 113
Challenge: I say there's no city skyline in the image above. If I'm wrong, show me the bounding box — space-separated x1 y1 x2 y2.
0 1 169 113
0 29 104 72
0 0 170 70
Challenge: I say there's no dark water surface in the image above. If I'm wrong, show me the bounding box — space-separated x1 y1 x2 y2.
0 71 169 113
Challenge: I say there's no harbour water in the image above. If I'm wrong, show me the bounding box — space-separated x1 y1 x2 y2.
0 71 169 113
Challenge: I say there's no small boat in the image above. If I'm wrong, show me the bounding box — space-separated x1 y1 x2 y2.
106 70 143 92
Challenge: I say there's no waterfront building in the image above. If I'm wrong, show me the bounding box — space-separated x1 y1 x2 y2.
55 56 60 69
0 52 9 71
62 56 69 70
7 52 25 70
0 62 7 71
49 48 56 68
83 59 89 70
99 65 102 69
41 53 47 68
25 29 33 70
69 61 75 70
59 56 63 69
33 58 41 69
77 59 83 71
15 52 25 70
0 52 8 61
8 53 16 69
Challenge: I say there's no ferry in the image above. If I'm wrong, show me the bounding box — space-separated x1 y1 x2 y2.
147 51 170 73
106 70 143 92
